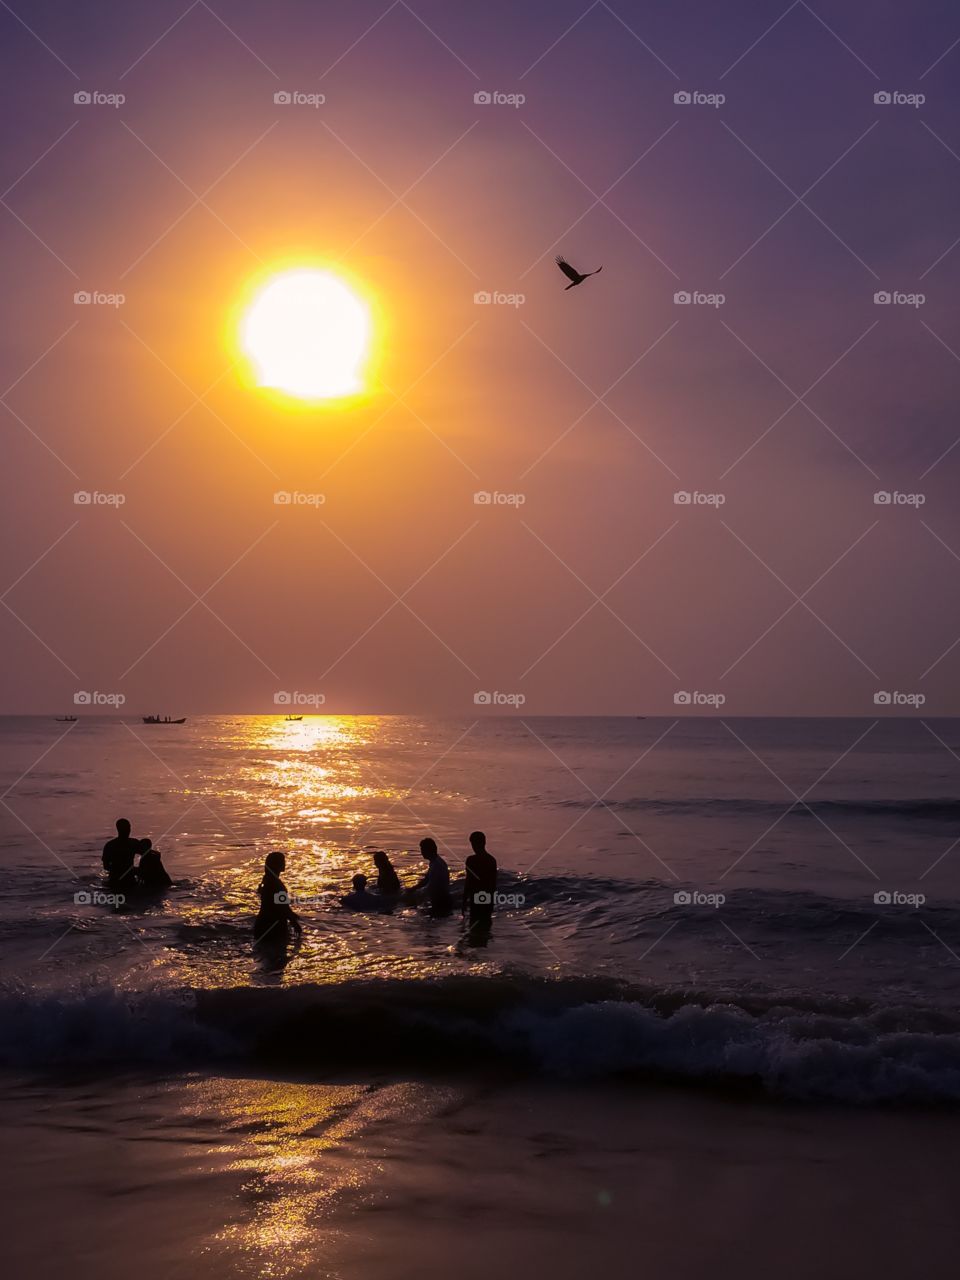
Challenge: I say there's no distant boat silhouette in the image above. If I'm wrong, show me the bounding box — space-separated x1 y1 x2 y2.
556 254 602 290
55 715 78 722
284 714 303 721
142 715 186 724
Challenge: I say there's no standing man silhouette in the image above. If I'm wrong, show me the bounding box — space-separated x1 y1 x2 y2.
102 818 140 891
414 838 452 914
462 830 498 930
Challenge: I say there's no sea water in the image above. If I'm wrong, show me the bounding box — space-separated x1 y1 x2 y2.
2 714 960 1101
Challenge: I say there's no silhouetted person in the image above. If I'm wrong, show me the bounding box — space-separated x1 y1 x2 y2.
137 838 172 891
462 830 498 928
341 873 384 912
102 818 140 891
413 837 451 914
372 850 401 896
254 851 302 943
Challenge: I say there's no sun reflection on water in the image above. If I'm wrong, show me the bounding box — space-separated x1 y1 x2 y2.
119 715 517 992
189 1076 455 1277
199 1077 371 1275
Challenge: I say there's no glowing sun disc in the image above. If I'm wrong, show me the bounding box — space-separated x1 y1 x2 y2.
241 268 371 400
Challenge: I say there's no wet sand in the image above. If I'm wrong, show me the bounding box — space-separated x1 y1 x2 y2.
4 1071 959 1280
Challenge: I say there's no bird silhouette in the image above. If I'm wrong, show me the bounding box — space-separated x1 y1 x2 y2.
556 255 602 290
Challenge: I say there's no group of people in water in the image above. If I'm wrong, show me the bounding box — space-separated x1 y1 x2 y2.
254 832 499 946
101 818 174 892
100 818 499 944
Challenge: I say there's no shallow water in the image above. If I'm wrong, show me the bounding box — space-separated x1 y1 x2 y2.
6 1071 960 1280
2 715 960 1100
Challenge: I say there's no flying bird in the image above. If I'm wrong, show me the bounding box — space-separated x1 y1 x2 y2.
555 254 602 290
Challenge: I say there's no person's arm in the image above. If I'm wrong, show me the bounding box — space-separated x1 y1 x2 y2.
102 843 111 871
462 859 473 913
278 892 301 931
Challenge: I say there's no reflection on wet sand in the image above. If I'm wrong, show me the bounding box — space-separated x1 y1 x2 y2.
187 1077 454 1277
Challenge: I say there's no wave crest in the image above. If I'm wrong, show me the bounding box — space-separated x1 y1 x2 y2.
5 975 960 1104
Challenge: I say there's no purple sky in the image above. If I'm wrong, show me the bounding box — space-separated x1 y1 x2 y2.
1 0 959 715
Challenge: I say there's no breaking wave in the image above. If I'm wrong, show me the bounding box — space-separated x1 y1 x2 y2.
4 974 960 1104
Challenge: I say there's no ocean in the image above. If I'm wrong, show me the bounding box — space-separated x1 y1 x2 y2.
4 715 960 1278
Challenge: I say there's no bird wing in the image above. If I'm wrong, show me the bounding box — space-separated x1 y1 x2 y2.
555 255 580 282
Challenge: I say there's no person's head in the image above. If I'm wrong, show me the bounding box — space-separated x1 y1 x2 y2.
469 831 487 854
419 837 437 861
373 850 391 869
352 873 367 891
139 838 152 853
264 850 286 877
116 818 131 837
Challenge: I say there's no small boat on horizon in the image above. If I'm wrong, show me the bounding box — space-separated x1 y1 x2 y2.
55 715 78 722
284 714 303 721
142 715 187 724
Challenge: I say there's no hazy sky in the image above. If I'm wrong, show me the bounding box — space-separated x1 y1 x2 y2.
2 0 959 714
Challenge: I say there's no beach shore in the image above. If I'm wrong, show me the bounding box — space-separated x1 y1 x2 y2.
5 1070 958 1280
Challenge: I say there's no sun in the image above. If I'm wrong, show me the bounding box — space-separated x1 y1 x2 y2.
240 267 372 401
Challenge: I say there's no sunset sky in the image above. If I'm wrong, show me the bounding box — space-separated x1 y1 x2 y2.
2 0 960 714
